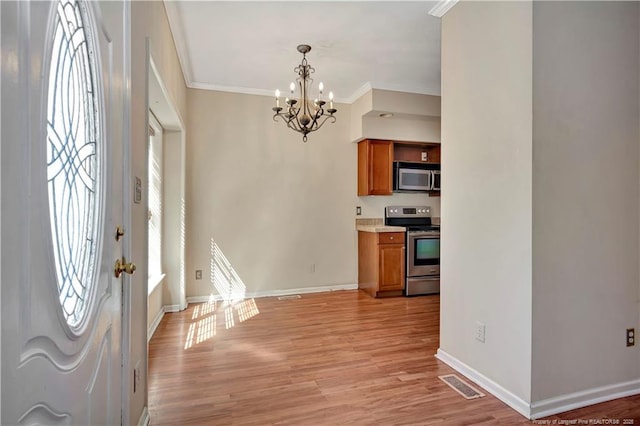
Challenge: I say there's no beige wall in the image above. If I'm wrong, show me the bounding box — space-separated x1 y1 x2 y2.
362 116 440 143
186 90 358 297
351 89 441 143
130 1 187 424
350 89 372 142
371 89 440 117
531 1 640 402
440 0 533 404
185 90 442 299
441 0 640 416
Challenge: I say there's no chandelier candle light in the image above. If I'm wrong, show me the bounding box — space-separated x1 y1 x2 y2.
272 44 337 142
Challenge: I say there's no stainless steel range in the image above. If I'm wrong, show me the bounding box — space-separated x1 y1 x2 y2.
385 206 440 296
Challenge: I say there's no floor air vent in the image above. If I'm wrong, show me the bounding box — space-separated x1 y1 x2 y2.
438 374 485 400
277 295 302 301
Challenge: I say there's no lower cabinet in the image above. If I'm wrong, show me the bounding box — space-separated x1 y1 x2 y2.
358 231 405 297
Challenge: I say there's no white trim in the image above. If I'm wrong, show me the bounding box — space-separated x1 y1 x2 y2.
186 284 358 304
435 348 531 419
162 1 194 88
137 406 149 426
189 82 274 97
120 3 133 424
428 0 459 18
187 80 440 104
343 82 372 104
435 348 640 420
164 304 181 313
186 295 218 304
530 379 640 420
147 308 165 342
188 81 351 105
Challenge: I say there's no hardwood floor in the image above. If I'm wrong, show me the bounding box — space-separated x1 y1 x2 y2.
148 290 640 425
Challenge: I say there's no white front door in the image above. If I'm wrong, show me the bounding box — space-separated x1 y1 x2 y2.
1 0 129 424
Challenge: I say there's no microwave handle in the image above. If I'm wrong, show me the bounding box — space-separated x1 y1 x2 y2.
427 170 433 191
432 170 440 191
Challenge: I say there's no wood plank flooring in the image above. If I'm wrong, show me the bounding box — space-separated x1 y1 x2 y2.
148 290 640 425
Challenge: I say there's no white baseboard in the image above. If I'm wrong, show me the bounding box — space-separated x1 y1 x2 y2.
186 283 358 304
435 348 531 419
530 378 640 419
186 295 215 304
164 304 181 313
137 406 149 426
147 308 165 342
436 348 640 420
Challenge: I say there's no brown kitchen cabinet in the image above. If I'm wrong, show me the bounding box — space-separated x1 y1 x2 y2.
357 139 393 196
358 231 405 297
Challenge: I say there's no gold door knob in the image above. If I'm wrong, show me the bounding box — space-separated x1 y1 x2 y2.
114 257 136 278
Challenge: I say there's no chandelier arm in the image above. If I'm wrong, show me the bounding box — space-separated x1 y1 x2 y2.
286 111 304 132
309 107 325 129
312 114 337 132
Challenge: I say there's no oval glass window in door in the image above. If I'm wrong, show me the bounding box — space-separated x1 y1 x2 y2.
46 0 102 329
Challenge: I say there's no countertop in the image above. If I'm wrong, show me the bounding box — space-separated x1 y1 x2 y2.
356 225 406 233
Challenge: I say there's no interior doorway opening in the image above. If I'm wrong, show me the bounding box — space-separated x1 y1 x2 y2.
145 54 187 341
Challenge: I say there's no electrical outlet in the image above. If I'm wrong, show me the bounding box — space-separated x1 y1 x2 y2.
627 328 635 347
195 269 202 280
475 322 486 343
356 206 362 216
421 151 428 161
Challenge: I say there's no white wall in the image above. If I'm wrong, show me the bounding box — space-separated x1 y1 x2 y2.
186 90 358 298
130 2 187 424
531 1 640 402
440 0 533 404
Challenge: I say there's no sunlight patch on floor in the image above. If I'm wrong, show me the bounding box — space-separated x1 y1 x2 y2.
183 299 260 350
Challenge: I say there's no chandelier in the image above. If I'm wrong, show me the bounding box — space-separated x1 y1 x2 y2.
272 44 337 142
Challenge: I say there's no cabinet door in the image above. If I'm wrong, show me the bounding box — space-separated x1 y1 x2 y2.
358 140 393 196
369 140 393 195
379 244 405 291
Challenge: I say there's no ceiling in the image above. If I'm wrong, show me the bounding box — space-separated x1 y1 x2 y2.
163 1 442 103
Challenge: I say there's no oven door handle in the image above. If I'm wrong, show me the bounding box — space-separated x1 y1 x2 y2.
407 232 440 238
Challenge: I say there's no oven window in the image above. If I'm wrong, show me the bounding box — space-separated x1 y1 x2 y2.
414 238 440 265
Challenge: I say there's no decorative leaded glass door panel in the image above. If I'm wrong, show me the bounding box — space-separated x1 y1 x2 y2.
1 0 128 424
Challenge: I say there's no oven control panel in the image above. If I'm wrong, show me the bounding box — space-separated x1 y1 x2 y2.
385 206 431 218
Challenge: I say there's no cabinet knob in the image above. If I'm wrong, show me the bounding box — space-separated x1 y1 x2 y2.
390 236 394 240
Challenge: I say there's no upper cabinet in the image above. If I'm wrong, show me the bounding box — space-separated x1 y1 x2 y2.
357 139 441 196
358 139 394 196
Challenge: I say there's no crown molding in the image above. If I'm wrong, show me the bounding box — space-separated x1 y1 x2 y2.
163 1 195 87
187 80 440 104
428 0 459 18
343 82 373 104
188 82 275 98
188 81 355 104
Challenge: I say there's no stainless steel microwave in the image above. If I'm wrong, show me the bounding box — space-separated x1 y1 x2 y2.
393 162 440 192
